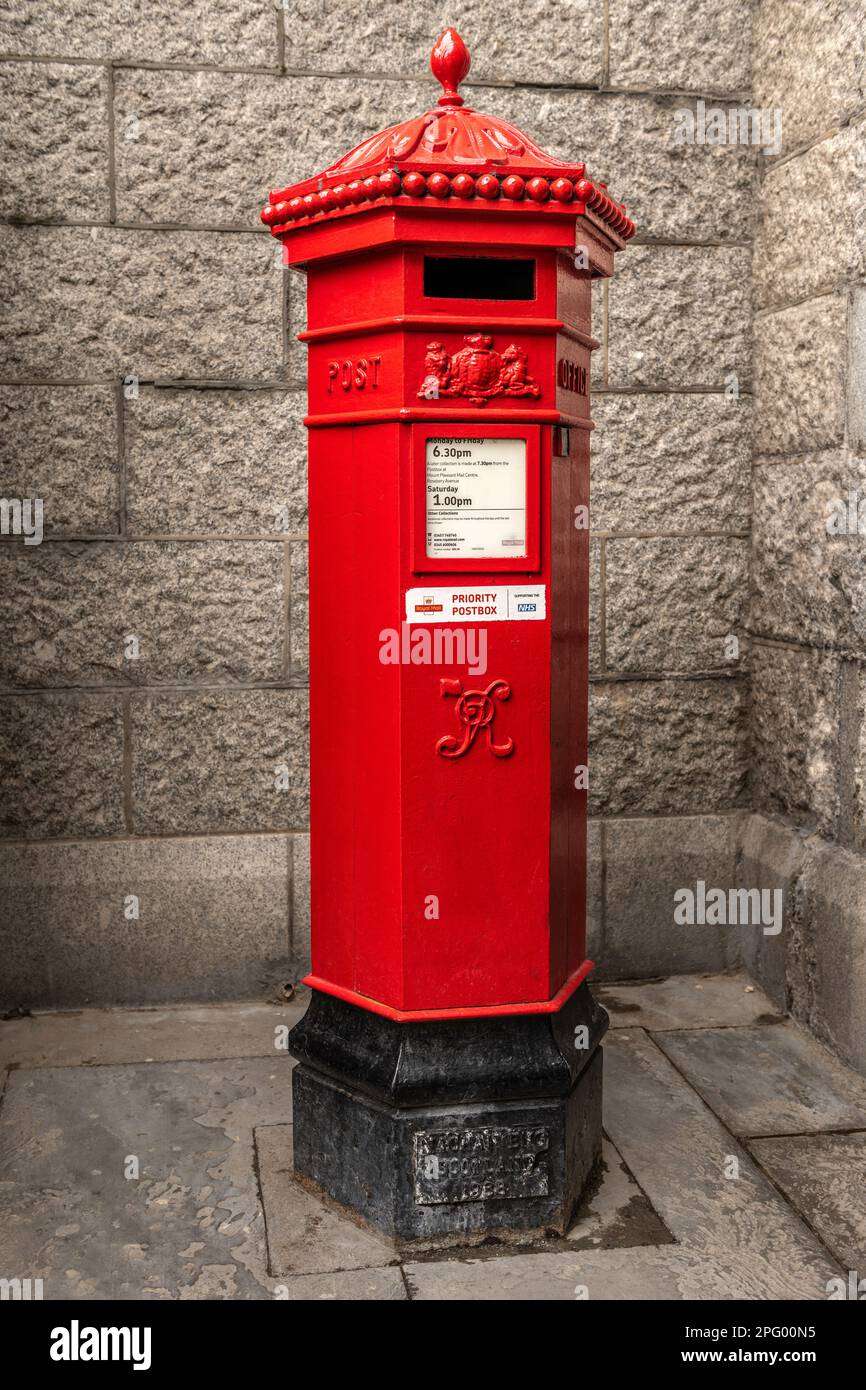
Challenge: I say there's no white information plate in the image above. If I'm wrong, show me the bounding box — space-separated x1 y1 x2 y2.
426 437 527 559
406 585 546 623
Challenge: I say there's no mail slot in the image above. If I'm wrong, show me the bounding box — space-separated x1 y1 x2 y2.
261 25 634 1244
423 254 537 299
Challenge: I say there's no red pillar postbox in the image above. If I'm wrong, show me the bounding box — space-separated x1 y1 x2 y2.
262 27 633 1243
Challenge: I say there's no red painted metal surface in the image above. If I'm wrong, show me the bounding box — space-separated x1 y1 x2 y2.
303 959 595 1024
261 28 634 242
264 30 632 1019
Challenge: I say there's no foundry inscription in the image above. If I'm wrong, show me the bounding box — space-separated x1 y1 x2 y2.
413 1124 550 1204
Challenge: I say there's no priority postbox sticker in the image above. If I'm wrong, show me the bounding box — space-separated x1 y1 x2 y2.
405 584 546 623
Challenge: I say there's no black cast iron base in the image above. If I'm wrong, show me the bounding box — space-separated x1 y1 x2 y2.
289 982 608 1246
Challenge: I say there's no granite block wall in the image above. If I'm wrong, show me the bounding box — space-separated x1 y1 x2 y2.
740 1 866 1072
1 0 757 1004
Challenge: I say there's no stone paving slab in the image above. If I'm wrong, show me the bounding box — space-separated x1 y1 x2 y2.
1 986 861 1301
254 1122 672 1273
655 1021 866 1137
595 972 780 1032
602 1030 842 1298
276 1268 407 1300
256 1124 398 1277
0 1058 292 1300
0 1000 304 1070
566 1137 672 1249
405 1245 818 1301
749 1132 866 1273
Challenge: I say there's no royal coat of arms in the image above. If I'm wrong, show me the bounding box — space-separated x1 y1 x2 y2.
417 334 541 406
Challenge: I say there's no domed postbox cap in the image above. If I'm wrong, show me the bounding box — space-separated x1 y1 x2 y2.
262 28 634 241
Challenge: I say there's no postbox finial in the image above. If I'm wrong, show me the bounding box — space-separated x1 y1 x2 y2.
431 27 470 107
